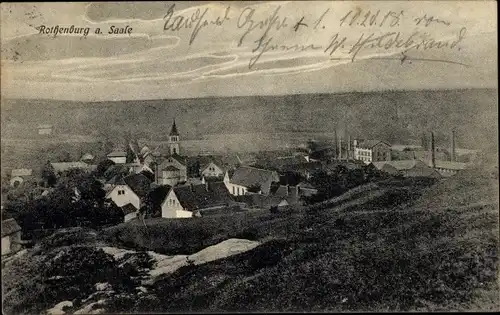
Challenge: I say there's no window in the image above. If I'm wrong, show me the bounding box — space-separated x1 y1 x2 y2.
117 189 125 195
232 186 235 194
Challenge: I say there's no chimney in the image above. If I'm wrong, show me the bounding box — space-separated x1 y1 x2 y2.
451 129 456 162
431 132 436 168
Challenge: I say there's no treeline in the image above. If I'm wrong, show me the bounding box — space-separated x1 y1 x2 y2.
3 168 123 240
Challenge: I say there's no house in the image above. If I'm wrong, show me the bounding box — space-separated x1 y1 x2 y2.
51 162 97 174
353 140 392 164
105 173 152 210
224 166 280 196
107 151 127 164
428 160 468 177
142 184 172 216
9 168 33 187
121 203 138 222
2 218 22 256
372 160 442 178
200 160 226 178
155 156 187 186
161 182 233 218
37 124 53 135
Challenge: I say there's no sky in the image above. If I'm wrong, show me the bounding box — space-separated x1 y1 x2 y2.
0 1 497 101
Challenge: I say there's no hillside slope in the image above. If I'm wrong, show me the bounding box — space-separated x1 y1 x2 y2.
126 170 498 312
2 168 498 313
1 89 497 150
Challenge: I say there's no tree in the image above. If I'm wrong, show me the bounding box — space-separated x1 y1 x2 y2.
41 160 57 187
95 159 115 178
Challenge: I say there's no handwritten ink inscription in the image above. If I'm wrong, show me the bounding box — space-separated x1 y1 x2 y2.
160 4 466 70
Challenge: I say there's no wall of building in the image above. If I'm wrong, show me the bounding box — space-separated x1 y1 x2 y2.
1 232 21 256
161 170 181 186
372 143 391 162
225 182 249 196
354 148 373 163
107 185 140 209
109 157 127 164
2 236 11 255
157 158 187 185
161 190 193 218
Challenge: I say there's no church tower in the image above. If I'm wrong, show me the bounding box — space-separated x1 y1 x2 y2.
168 119 180 155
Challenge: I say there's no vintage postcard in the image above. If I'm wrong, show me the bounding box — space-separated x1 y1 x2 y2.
1 1 498 313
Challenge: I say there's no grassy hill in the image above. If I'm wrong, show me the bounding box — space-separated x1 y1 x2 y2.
2 166 498 313
105 168 498 312
1 88 497 149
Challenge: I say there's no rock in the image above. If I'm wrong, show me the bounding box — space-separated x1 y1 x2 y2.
46 301 73 315
188 238 260 265
74 300 106 315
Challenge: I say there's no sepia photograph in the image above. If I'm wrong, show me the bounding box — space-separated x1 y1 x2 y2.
1 1 498 313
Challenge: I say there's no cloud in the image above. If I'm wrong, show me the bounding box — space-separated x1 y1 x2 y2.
0 1 497 101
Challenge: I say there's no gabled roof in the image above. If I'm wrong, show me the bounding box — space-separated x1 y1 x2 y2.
107 151 127 157
121 203 138 215
164 165 181 171
431 160 469 170
11 168 33 177
140 146 151 158
170 182 232 211
123 173 152 198
146 185 172 209
158 154 187 167
169 119 179 136
230 166 279 188
1 218 21 237
372 160 428 171
372 160 441 177
356 140 391 149
200 159 226 173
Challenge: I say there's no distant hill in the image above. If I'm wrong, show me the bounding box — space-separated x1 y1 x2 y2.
1 88 497 150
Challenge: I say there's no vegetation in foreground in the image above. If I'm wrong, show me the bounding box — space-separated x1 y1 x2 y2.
2 167 498 314
107 168 499 312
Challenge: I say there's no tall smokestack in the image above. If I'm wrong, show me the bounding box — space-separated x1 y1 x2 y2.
347 134 351 161
451 129 456 162
339 134 343 161
431 132 436 168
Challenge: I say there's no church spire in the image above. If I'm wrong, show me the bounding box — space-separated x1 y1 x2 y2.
169 119 179 136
